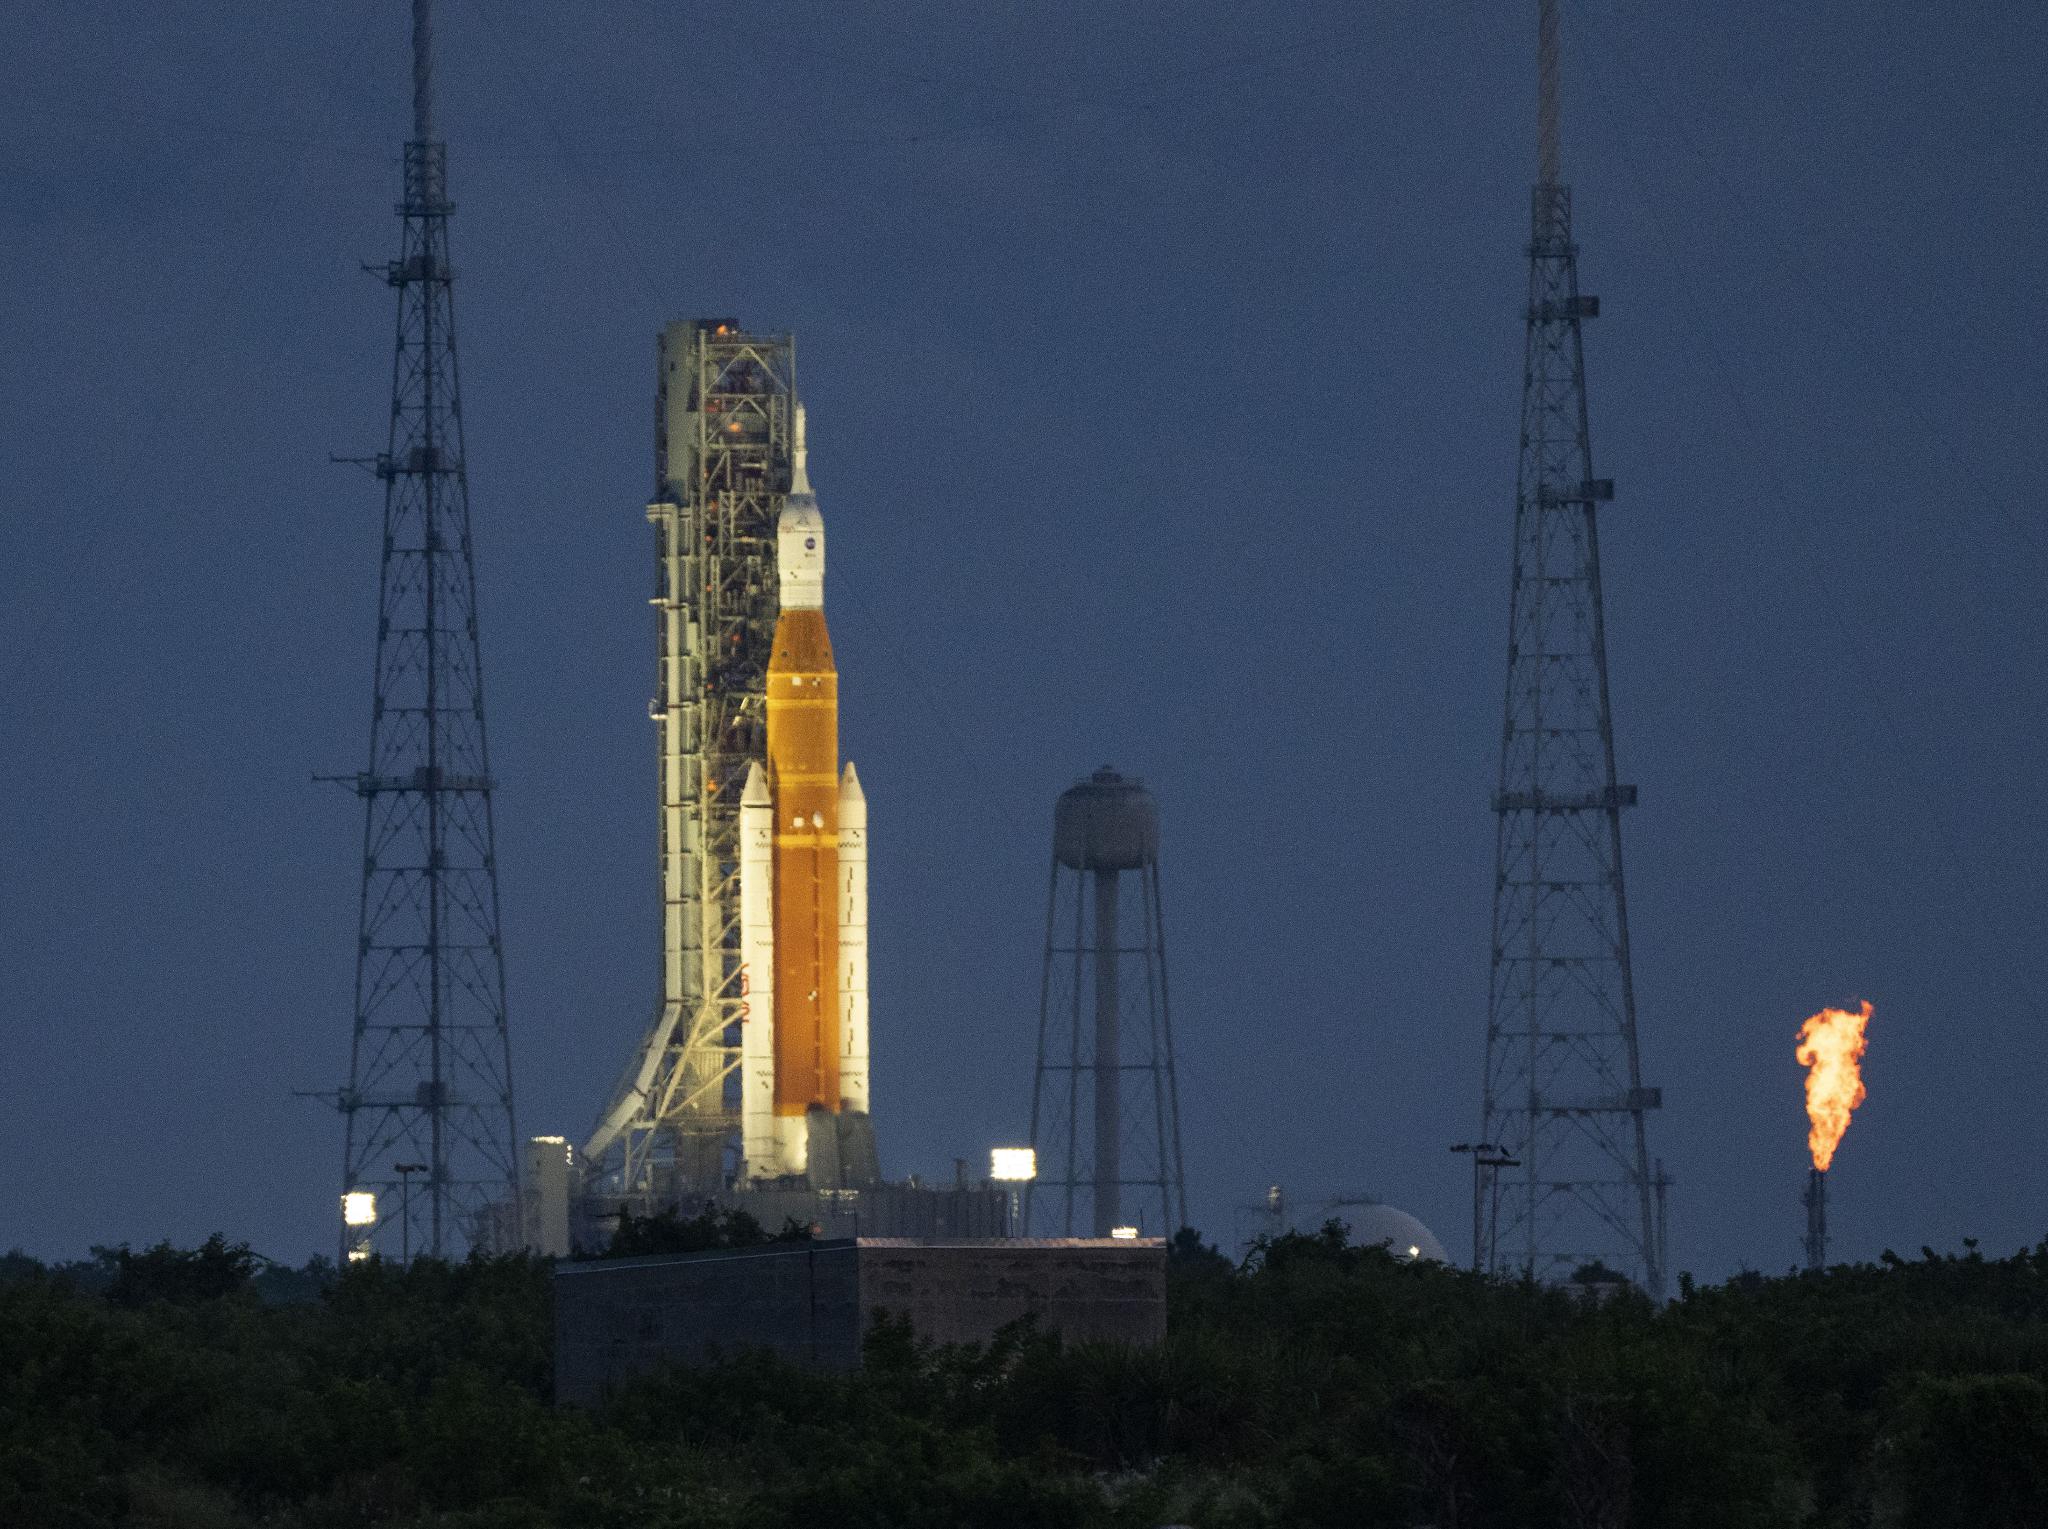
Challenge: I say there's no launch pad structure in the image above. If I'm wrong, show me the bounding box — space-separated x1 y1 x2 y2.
564 320 993 1246
583 320 798 1205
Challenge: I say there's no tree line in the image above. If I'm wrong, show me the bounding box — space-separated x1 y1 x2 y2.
1 1223 2043 1527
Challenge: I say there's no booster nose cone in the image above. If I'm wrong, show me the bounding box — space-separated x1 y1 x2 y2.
742 759 771 806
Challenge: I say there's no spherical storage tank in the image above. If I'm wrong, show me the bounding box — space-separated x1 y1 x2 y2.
1054 767 1159 871
1345 1204 1450 1264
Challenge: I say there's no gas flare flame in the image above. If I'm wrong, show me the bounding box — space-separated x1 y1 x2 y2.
1796 1001 1871 1172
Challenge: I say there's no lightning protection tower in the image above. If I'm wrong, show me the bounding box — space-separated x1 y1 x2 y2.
334 0 518 1261
582 321 797 1206
1479 0 1663 1296
1027 768 1187 1237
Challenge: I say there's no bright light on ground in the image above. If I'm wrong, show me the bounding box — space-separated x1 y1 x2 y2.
990 1147 1036 1182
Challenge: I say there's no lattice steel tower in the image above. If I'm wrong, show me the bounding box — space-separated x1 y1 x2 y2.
1480 0 1663 1295
582 321 798 1204
334 0 518 1260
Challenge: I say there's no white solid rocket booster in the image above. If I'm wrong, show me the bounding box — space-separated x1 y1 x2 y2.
739 760 781 1176
839 761 869 1113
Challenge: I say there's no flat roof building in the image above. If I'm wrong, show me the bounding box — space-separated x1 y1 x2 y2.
554 1237 1165 1402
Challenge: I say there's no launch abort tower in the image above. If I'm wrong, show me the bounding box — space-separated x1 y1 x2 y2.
1479 0 1664 1295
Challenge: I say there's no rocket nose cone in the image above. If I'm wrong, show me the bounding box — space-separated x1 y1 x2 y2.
741 759 771 806
838 761 867 829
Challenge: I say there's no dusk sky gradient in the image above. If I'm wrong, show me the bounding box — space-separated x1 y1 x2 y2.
2 1 2043 1279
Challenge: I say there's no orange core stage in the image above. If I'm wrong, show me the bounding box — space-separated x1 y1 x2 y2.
766 607 841 1115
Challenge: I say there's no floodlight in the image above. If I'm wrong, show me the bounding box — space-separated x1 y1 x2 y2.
1109 1225 1140 1241
341 1190 378 1227
989 1147 1037 1182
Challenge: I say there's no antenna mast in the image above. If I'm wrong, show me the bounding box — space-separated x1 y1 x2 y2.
1479 0 1664 1295
335 0 519 1261
1537 0 1561 187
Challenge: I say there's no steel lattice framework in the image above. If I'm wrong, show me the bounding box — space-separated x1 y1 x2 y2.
336 0 518 1261
583 321 796 1204
1480 0 1663 1296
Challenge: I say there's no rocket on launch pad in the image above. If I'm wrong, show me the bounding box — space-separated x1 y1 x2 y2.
739 408 871 1180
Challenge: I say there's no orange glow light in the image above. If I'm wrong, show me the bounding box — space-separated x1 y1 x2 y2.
1795 1001 1871 1172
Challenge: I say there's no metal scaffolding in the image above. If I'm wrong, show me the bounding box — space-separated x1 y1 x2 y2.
333 0 518 1261
584 321 797 1206
1480 0 1664 1296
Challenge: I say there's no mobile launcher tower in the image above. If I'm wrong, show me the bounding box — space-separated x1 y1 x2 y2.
568 321 1000 1244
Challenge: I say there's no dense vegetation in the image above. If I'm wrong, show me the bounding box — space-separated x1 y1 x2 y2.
2 1225 2044 1528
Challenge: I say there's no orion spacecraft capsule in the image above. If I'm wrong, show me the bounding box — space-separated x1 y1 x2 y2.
739 408 871 1180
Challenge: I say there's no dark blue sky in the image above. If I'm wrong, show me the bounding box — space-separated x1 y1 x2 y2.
3 2 2043 1279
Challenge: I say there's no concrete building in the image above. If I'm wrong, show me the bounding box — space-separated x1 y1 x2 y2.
522 1136 574 1257
554 1237 1165 1402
